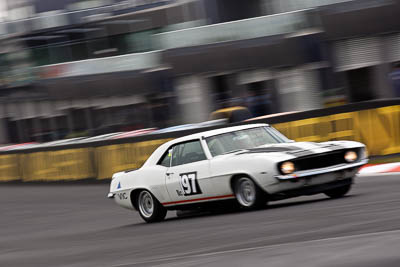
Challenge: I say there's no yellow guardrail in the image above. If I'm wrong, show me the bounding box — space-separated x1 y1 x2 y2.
1 105 400 182
95 139 172 180
273 106 400 156
0 154 21 182
19 148 95 182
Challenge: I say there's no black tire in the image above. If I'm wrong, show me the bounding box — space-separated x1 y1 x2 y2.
233 177 267 210
136 190 167 223
324 183 352 199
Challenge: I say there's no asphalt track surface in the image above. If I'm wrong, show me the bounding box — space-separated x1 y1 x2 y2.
1 174 400 267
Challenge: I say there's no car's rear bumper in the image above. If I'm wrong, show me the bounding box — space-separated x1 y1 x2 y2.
275 159 368 180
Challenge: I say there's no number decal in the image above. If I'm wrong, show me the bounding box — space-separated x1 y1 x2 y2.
179 172 202 196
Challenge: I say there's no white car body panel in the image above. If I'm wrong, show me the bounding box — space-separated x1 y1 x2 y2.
108 124 368 211
164 160 213 204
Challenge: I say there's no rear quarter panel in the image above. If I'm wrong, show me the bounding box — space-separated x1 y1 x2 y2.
111 165 170 209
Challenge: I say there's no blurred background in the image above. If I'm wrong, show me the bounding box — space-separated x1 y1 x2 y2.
0 0 400 144
2 3 400 265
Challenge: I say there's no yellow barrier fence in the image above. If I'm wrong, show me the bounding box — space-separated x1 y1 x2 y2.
2 106 400 182
0 154 21 182
20 148 95 182
95 139 172 180
272 106 400 156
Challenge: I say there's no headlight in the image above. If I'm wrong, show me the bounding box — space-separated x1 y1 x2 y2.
281 161 295 174
344 151 358 162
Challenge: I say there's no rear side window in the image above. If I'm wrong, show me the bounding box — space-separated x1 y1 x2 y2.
171 140 207 166
158 149 172 167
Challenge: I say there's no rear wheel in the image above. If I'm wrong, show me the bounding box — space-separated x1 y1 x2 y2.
324 183 352 199
234 177 266 210
137 190 167 223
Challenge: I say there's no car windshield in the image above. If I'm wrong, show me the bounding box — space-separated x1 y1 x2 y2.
206 127 289 157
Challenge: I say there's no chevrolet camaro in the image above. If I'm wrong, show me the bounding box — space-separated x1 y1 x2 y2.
108 124 368 223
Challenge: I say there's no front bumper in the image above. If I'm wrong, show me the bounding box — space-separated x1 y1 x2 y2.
269 178 353 201
275 159 368 180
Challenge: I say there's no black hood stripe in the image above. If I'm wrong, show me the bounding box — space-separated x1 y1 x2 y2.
238 143 347 157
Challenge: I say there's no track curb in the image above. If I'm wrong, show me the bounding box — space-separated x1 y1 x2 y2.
358 163 400 174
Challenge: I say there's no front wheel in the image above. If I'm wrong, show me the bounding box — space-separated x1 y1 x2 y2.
137 190 167 223
324 183 352 199
234 177 266 210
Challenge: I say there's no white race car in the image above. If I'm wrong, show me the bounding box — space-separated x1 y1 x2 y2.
108 124 368 223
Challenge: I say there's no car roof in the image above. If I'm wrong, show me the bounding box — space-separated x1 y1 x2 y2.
144 123 269 166
166 123 269 145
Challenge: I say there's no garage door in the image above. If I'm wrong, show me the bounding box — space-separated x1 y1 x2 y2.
334 36 382 72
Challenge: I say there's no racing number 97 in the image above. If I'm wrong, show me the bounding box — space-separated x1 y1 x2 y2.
180 172 202 196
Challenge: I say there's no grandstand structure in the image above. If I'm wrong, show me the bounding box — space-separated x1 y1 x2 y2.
0 0 399 143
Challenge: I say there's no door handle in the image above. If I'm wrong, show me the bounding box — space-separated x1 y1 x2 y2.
166 172 174 176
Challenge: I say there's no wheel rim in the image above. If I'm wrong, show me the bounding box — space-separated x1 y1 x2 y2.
236 178 256 207
138 191 154 218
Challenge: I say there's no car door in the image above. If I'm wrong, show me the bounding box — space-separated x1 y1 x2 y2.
164 140 214 204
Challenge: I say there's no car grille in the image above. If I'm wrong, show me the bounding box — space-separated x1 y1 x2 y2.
292 149 359 172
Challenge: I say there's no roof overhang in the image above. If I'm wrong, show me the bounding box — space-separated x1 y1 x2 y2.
162 31 325 75
36 67 172 100
319 0 400 40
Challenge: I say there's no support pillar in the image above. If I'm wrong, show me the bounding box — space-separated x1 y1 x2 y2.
275 66 324 112
174 75 213 124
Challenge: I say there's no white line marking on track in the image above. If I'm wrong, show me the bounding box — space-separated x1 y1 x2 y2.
111 229 400 267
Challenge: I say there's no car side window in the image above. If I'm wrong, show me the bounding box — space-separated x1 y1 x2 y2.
171 140 207 167
171 144 183 167
158 149 172 167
